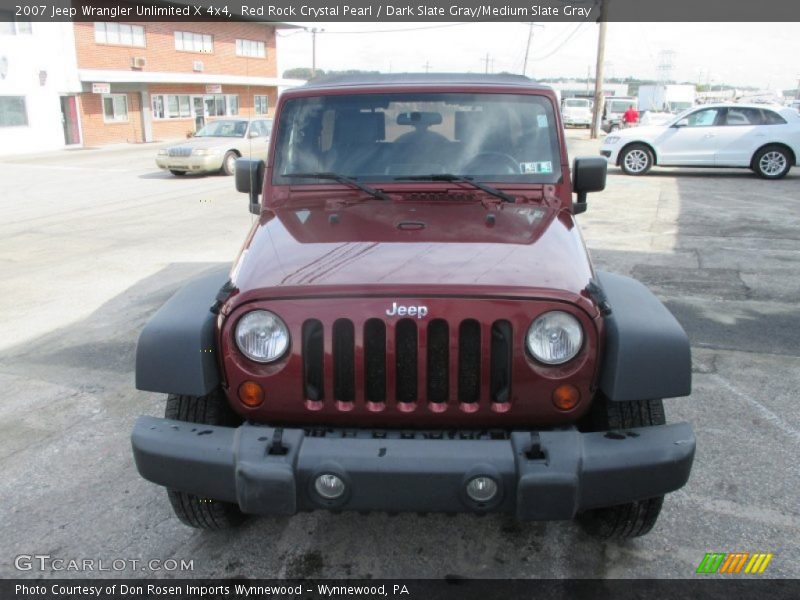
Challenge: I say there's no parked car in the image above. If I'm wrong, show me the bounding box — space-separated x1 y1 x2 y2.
601 96 638 133
155 118 272 176
561 97 593 128
132 73 695 539
601 104 800 178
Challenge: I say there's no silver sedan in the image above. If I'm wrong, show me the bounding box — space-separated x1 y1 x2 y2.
156 118 272 176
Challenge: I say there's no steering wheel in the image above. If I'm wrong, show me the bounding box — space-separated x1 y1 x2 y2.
462 151 520 175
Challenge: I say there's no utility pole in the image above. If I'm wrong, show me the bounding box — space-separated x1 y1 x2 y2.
423 61 431 73
481 53 492 74
521 22 544 77
590 7 608 139
309 28 324 77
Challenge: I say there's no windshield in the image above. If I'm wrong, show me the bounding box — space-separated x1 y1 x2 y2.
669 106 699 124
564 99 590 108
194 120 248 138
272 92 562 184
606 99 636 114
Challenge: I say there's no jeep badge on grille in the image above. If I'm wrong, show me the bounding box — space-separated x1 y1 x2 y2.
386 302 428 319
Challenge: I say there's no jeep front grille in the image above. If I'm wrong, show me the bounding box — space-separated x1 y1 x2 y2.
301 316 514 409
223 297 598 426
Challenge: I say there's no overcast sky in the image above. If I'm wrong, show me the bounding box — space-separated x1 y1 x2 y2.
276 22 799 92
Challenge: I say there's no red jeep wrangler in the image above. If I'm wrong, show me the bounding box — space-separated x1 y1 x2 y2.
132 74 694 539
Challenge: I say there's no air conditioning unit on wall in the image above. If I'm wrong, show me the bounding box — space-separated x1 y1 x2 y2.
193 60 204 72
131 57 146 69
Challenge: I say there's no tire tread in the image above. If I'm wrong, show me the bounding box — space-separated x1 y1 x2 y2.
577 397 666 539
164 391 244 530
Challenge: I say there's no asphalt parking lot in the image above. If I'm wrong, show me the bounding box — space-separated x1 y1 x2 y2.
0 132 798 579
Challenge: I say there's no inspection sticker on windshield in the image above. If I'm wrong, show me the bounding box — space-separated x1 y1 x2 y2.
537 114 548 127
520 161 553 174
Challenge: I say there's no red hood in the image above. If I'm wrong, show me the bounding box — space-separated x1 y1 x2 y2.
229 194 596 311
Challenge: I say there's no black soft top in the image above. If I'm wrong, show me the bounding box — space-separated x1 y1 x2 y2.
299 72 548 91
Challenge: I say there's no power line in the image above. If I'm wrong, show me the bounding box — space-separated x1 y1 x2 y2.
278 22 476 37
528 22 587 62
276 28 307 37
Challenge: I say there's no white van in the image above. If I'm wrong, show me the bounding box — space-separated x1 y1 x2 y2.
561 98 593 128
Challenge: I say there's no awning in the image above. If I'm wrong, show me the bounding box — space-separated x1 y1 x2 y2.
78 69 306 88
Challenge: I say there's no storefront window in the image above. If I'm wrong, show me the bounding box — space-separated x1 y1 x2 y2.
152 94 192 119
102 94 128 123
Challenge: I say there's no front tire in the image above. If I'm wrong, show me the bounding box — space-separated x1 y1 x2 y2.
619 144 653 176
164 391 245 530
577 398 666 539
753 145 792 179
221 151 238 176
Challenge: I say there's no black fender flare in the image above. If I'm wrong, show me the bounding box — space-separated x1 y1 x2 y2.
135 267 231 396
596 271 691 401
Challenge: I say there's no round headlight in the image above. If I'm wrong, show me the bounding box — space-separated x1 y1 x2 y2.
234 310 290 363
526 311 583 365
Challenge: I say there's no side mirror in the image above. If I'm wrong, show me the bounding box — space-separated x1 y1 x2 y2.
248 130 260 138
235 158 265 215
572 157 607 215
673 118 689 128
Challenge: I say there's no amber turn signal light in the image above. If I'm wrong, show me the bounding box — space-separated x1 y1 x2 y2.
238 381 264 407
552 384 580 411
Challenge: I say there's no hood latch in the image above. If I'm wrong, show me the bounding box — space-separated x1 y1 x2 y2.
585 280 612 316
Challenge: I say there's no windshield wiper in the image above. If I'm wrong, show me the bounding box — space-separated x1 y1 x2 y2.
283 172 390 201
394 174 516 203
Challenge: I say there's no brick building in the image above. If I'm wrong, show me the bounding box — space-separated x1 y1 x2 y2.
72 21 298 146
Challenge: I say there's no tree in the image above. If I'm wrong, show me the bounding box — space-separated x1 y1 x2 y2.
283 67 321 79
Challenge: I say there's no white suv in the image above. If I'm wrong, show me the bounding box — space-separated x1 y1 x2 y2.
600 104 800 179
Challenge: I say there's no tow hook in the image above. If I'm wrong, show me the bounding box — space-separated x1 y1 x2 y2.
267 428 288 456
525 432 546 460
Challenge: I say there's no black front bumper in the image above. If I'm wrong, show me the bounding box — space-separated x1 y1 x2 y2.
131 417 695 520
